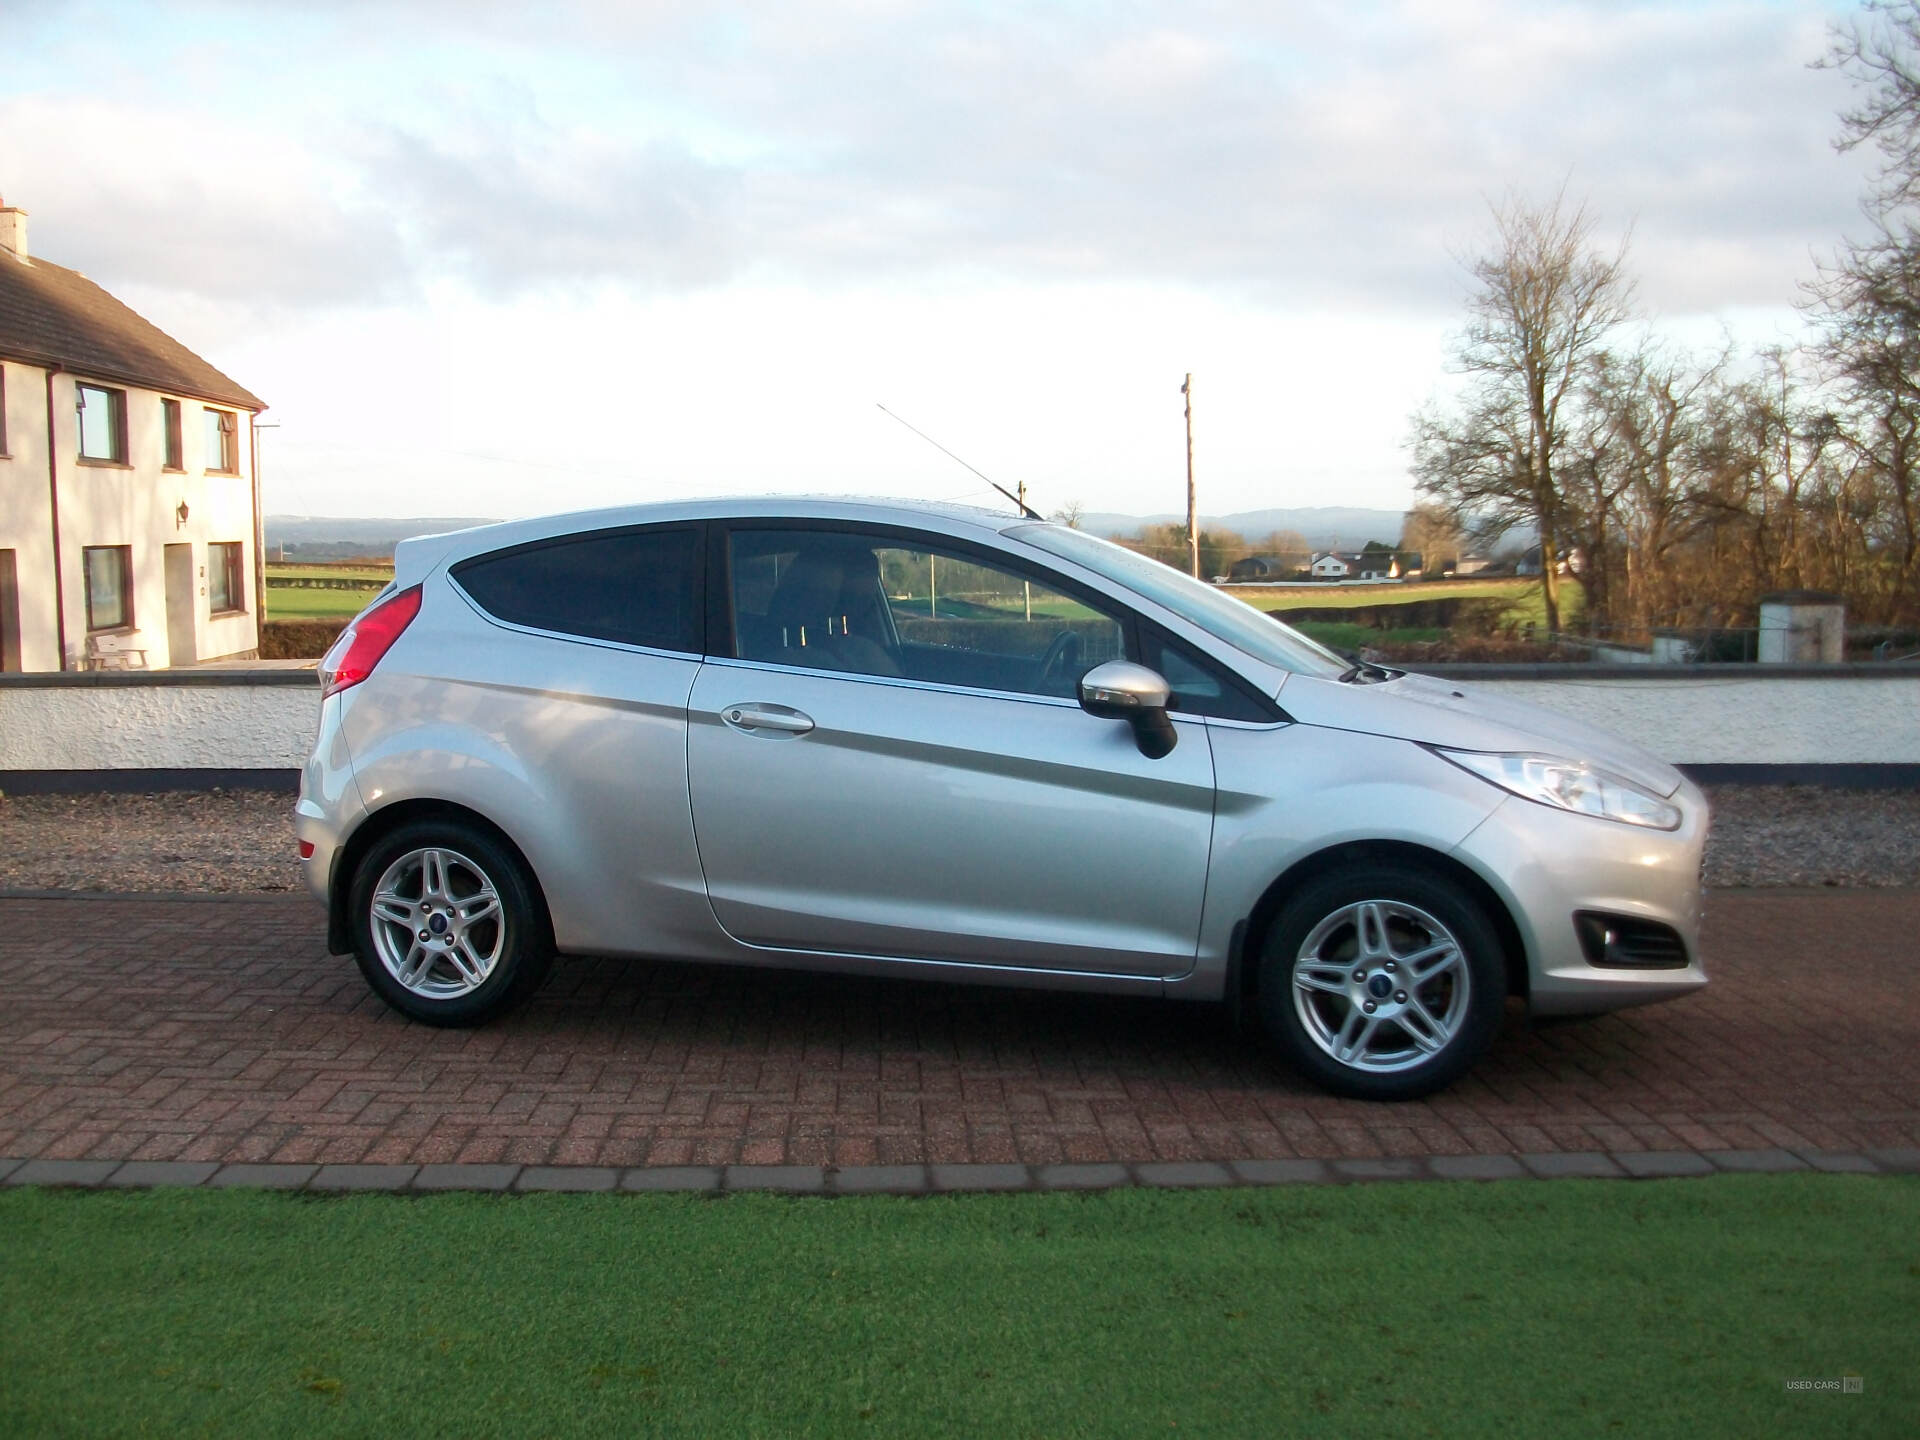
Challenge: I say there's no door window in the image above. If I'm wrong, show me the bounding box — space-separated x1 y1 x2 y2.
728 528 1124 697
1142 630 1280 723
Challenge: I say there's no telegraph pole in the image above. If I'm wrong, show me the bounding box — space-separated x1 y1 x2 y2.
1182 374 1199 577
1017 477 1031 619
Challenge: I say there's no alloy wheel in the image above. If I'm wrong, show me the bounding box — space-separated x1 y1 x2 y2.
1290 899 1471 1074
367 846 507 998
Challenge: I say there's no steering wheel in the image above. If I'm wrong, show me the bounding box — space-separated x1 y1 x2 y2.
1039 629 1082 687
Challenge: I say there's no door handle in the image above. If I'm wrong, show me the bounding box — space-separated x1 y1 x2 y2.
722 703 815 735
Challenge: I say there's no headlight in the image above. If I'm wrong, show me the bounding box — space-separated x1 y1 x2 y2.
1433 749 1682 830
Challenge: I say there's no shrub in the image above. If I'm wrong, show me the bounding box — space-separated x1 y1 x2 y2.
260 620 348 660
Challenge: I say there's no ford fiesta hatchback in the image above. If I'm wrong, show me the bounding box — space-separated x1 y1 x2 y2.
296 497 1708 1100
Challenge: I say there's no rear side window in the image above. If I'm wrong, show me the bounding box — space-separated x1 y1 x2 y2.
452 526 701 653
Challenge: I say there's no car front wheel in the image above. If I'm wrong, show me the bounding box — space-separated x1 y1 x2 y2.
1256 864 1506 1100
348 820 553 1026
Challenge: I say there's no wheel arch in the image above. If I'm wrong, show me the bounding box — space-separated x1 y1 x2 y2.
327 798 553 956
1232 839 1529 1008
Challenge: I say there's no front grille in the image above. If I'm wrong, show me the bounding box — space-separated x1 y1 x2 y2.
1574 912 1690 970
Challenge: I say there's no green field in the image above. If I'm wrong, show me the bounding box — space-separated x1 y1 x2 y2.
264 584 384 621
1291 621 1450 652
1251 577 1586 632
263 562 393 623
264 564 393 583
2 1176 1911 1438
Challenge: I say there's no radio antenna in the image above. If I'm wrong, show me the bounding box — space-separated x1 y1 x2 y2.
875 403 1043 519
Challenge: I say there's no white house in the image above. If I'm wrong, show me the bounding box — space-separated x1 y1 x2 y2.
1310 550 1400 581
0 198 266 672
1309 551 1354 578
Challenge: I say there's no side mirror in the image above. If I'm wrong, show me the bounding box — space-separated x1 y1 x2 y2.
1078 660 1178 759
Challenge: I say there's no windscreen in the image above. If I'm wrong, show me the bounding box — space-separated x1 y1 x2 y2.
1010 524 1351 680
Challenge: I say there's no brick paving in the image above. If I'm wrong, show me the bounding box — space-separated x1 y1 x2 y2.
1 889 1917 1172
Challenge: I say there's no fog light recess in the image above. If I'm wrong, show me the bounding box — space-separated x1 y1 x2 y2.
1574 911 1689 969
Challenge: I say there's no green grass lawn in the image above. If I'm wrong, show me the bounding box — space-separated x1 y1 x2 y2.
263 584 385 621
2 1177 1911 1438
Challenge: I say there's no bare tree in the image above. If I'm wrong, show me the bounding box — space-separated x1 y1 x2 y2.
1049 499 1086 529
1411 190 1634 632
1588 342 1729 628
1824 0 1920 218
1399 503 1466 575
1812 2 1920 614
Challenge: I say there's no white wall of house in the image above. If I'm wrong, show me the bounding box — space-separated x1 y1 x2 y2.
0 358 60 671
0 360 259 671
1310 554 1350 577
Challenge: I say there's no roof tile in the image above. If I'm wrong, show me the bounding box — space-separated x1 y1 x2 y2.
0 254 263 410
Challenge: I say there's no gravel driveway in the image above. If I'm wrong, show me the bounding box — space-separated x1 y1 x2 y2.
0 784 1914 893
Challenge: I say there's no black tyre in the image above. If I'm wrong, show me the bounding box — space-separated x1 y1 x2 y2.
1255 863 1506 1100
347 819 554 1026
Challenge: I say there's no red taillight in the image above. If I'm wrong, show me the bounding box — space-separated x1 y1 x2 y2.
319 585 422 699
298 840 315 859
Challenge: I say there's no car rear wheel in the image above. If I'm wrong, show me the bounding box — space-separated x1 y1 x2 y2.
348 820 553 1026
1255 864 1506 1100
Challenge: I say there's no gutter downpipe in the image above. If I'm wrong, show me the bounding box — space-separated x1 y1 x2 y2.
249 412 265 651
43 365 67 671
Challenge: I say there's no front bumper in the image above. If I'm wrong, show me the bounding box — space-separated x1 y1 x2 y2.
1452 781 1710 1017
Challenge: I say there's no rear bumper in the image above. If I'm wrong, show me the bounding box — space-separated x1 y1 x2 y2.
292 694 366 952
1453 782 1710 1018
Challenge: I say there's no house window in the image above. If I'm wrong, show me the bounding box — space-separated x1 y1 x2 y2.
162 399 183 470
83 545 133 631
204 407 238 473
209 541 245 614
77 384 128 463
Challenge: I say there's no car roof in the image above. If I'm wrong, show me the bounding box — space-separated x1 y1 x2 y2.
399 495 1034 575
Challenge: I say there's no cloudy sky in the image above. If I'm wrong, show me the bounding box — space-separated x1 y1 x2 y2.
0 0 1878 523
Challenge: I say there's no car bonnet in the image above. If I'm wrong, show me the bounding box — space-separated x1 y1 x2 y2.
1276 670 1686 798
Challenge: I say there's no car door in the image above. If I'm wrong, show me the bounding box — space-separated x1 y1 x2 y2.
685 522 1216 978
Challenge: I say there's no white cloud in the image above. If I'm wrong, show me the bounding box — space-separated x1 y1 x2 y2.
3 1 1873 315
0 95 408 307
0 0 1876 518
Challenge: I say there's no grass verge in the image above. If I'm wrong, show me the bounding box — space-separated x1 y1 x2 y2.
2 1176 1911 1438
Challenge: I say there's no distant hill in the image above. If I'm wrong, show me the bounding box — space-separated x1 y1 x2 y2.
1079 506 1409 549
265 515 500 561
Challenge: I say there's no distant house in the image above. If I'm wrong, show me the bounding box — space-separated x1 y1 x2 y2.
1515 545 1579 577
1309 551 1354 578
1310 550 1401 580
1228 553 1293 581
0 197 266 671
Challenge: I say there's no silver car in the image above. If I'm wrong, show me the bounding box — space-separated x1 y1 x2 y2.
296 497 1707 1100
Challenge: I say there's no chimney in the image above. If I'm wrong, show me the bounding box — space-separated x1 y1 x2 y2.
0 197 27 262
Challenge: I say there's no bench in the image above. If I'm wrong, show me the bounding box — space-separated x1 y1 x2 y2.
85 631 149 670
